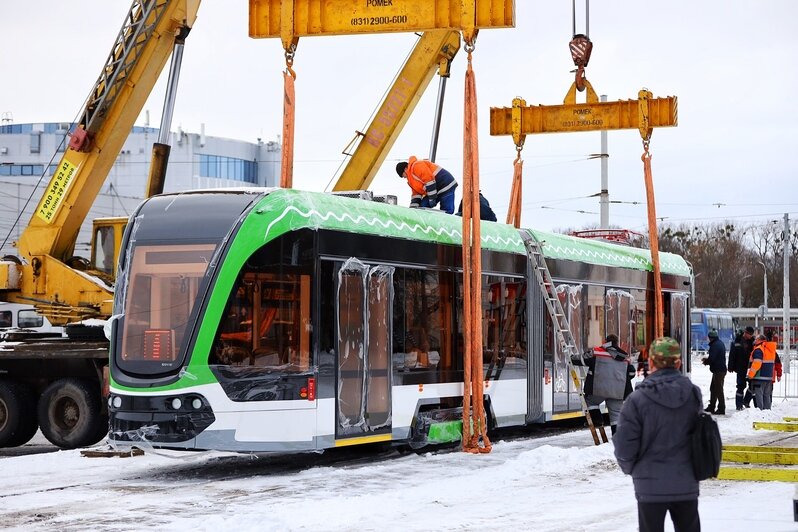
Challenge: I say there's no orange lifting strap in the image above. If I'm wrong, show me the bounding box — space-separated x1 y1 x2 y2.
280 47 297 189
506 148 523 228
461 42 491 454
641 141 664 338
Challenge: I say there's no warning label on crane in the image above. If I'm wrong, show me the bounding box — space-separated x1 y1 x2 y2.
36 158 78 224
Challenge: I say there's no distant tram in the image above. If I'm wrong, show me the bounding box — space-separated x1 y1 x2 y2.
690 308 735 352
108 189 692 452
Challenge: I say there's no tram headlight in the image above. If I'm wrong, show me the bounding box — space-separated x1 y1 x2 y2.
112 396 122 409
191 398 202 410
171 398 182 410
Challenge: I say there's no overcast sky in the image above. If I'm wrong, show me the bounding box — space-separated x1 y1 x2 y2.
2 1 796 233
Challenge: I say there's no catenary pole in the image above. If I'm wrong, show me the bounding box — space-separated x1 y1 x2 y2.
600 94 609 228
784 213 791 373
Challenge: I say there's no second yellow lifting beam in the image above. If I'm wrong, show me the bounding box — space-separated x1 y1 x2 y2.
490 91 678 138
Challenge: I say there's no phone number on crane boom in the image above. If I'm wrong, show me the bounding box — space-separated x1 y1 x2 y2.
351 15 408 26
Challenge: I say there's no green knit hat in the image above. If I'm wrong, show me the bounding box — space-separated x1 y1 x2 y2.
649 336 681 358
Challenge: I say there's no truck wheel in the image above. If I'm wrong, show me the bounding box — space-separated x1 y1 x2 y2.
0 379 37 448
38 379 103 449
7 383 38 447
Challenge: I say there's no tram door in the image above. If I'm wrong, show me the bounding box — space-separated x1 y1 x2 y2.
336 261 393 440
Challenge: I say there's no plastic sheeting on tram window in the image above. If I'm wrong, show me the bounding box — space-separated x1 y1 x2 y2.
606 289 637 356
336 258 395 433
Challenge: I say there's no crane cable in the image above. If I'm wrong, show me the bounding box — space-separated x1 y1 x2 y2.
569 0 593 92
461 37 491 454
280 44 297 189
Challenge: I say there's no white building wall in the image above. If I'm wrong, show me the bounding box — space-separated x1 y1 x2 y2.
0 123 281 256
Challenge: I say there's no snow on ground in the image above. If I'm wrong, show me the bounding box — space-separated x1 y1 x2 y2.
1 360 796 532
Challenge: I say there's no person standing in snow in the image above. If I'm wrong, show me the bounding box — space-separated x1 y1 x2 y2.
728 326 754 410
702 329 727 415
571 334 635 436
614 337 703 532
747 333 776 410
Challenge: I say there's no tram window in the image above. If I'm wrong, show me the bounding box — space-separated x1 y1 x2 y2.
393 269 447 371
586 285 605 348
210 233 313 371
484 276 528 368
605 289 635 354
0 311 11 328
556 284 585 354
631 289 648 356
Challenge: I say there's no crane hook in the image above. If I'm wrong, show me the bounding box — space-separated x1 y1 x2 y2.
569 34 593 92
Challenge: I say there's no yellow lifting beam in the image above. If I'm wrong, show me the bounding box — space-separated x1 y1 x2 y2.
249 0 514 46
490 82 678 141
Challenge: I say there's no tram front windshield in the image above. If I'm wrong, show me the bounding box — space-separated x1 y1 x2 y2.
113 191 260 377
119 243 216 373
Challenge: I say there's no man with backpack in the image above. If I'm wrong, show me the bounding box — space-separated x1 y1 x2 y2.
614 337 703 532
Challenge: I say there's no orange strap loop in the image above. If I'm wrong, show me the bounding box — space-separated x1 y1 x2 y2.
461 46 491 454
641 141 664 338
506 148 523 228
280 51 297 189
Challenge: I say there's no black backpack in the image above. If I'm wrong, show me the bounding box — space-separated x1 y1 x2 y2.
690 388 722 480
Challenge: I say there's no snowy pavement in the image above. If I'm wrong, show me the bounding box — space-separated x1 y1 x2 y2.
1 361 796 532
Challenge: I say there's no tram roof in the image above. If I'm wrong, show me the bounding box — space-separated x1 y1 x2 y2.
253 189 692 277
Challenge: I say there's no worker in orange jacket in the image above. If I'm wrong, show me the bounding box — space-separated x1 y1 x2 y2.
396 156 458 214
747 334 776 409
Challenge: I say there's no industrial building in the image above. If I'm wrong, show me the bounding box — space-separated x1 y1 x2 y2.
0 120 281 255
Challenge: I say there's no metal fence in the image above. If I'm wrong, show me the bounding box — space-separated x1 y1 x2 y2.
774 351 798 399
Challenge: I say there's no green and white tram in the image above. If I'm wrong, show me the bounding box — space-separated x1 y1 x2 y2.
108 188 692 452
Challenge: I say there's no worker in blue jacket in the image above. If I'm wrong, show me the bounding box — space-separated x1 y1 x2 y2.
702 329 727 415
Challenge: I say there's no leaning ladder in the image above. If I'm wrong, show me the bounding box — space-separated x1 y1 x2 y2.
521 230 608 445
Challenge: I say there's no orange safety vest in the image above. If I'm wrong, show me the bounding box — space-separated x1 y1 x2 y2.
404 156 440 196
747 340 776 381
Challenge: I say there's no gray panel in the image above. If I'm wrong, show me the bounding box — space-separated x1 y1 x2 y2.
527 260 544 422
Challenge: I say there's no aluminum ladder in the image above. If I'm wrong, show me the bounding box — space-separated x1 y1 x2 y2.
521 229 608 445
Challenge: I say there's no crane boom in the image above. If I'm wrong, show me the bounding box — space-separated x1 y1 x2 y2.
1 0 200 322
332 30 460 191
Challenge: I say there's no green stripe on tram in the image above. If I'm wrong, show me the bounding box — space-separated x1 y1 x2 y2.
252 189 691 275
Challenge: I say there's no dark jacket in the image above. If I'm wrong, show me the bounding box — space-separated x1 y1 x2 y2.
613 368 702 503
704 337 727 373
456 193 497 222
727 334 753 374
572 343 635 399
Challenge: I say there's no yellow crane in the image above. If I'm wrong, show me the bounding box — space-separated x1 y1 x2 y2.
333 30 460 192
0 0 200 324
